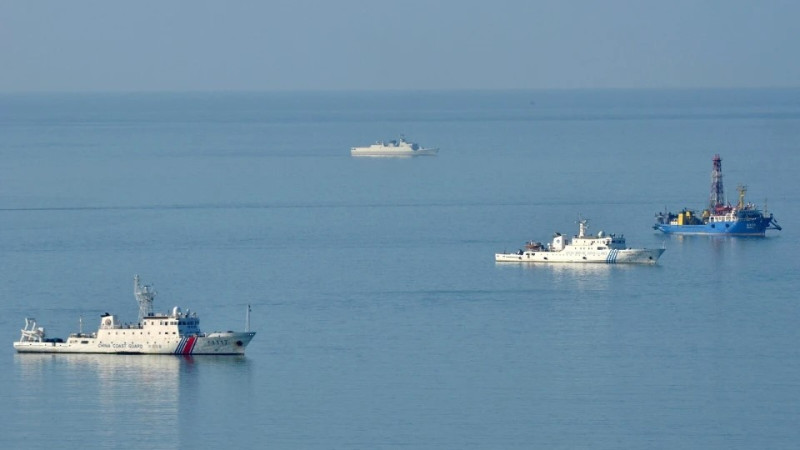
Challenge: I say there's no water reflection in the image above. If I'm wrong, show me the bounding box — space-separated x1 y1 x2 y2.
664 233 773 267
548 264 626 293
496 262 636 292
12 354 250 448
669 233 769 251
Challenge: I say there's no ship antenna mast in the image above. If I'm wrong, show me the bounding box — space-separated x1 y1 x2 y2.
134 275 156 324
710 154 724 210
246 304 251 332
576 216 588 238
736 185 747 209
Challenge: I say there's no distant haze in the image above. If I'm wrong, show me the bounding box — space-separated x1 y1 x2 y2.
1 0 799 92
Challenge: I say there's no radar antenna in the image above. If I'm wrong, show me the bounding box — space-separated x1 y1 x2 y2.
134 275 156 323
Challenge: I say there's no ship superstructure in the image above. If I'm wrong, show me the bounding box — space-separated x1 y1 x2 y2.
13 275 256 355
654 154 781 236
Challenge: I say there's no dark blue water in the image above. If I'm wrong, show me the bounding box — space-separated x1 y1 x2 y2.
1 90 799 449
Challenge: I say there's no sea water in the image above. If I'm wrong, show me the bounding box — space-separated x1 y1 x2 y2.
1 89 799 449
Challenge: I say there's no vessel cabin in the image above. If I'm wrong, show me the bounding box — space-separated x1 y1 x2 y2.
550 231 626 252
65 307 202 344
140 306 201 335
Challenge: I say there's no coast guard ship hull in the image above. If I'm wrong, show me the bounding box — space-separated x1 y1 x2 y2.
13 331 255 355
496 247 664 264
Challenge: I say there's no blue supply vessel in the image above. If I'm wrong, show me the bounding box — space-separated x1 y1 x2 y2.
653 155 781 236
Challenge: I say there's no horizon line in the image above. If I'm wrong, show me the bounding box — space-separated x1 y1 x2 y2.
2 85 800 96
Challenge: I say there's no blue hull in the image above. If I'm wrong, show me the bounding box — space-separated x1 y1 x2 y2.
654 217 774 236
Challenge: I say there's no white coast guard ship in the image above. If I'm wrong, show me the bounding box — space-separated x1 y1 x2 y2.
13 275 256 355
496 220 665 264
350 136 438 156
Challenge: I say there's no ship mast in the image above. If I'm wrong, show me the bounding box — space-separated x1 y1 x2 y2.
246 304 251 332
709 154 724 210
134 275 156 324
737 185 747 209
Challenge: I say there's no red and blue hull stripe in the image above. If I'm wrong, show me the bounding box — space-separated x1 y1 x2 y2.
174 336 197 355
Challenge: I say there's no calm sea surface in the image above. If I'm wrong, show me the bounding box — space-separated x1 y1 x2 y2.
1 90 799 449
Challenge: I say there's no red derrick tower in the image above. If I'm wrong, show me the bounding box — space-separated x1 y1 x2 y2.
709 154 724 210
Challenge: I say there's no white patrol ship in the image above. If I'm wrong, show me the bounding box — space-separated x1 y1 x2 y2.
350 135 438 156
13 275 256 355
496 219 664 264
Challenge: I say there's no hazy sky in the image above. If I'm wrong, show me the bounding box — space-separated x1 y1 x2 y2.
1 0 798 92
